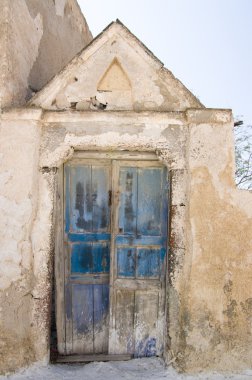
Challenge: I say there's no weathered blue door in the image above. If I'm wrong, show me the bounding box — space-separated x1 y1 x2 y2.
64 161 111 354
110 161 168 358
59 157 168 357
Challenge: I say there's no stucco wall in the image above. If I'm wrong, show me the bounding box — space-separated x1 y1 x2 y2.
0 0 92 108
1 107 251 375
181 111 252 372
0 14 251 374
0 110 42 373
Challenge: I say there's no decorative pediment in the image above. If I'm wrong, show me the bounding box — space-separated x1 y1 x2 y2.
98 58 131 91
29 20 203 111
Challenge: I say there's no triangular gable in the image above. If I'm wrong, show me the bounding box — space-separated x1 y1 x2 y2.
29 20 203 111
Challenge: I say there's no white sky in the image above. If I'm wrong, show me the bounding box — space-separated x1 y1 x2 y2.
78 0 252 126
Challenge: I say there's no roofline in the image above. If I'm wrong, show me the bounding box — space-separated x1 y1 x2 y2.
115 19 164 67
1 107 233 124
28 19 165 105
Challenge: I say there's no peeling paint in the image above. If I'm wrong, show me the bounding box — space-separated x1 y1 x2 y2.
0 9 252 376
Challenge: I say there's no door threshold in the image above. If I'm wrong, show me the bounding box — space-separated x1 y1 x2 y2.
55 354 133 363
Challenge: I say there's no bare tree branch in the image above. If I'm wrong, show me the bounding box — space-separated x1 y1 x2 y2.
234 124 252 190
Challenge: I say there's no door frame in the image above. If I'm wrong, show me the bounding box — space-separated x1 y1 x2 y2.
54 151 170 357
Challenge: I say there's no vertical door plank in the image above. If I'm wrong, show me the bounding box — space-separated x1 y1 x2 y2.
71 166 92 232
114 290 135 354
55 166 66 354
63 162 111 356
137 168 162 236
136 248 160 278
134 291 159 357
117 247 136 277
118 168 137 234
111 162 168 359
65 241 73 355
93 284 110 353
92 167 110 232
65 165 71 233
72 284 94 354
71 243 93 273
92 243 110 274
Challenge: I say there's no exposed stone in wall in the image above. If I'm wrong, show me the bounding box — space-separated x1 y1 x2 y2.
0 0 92 108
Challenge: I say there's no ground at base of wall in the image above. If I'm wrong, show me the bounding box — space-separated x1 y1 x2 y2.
1 358 252 380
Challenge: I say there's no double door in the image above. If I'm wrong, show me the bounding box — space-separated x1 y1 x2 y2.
56 155 168 358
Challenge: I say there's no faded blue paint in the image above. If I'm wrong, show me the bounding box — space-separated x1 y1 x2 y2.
115 165 168 358
137 168 162 236
160 247 166 262
71 243 110 274
64 162 168 356
68 232 110 243
92 167 110 231
65 165 70 233
117 248 136 277
161 167 169 238
71 243 92 273
72 284 109 335
119 168 137 234
65 165 110 233
117 248 163 279
118 167 163 236
116 166 168 280
93 284 109 325
135 337 157 357
65 283 72 320
137 248 160 278
72 166 92 231
72 284 93 334
116 236 165 245
64 163 111 354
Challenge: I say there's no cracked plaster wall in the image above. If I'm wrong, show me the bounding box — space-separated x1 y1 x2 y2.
0 116 41 374
180 111 252 372
0 109 189 374
35 109 252 374
0 0 92 108
0 107 252 375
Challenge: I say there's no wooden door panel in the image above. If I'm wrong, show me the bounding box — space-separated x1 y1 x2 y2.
91 167 110 231
112 289 160 357
112 161 168 358
136 248 160 278
134 291 159 357
137 168 162 236
69 165 92 232
70 283 109 354
117 247 162 279
71 242 110 274
93 284 109 353
59 158 168 358
64 162 111 355
72 284 93 354
114 290 135 354
67 165 110 233
118 167 138 234
117 247 136 277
